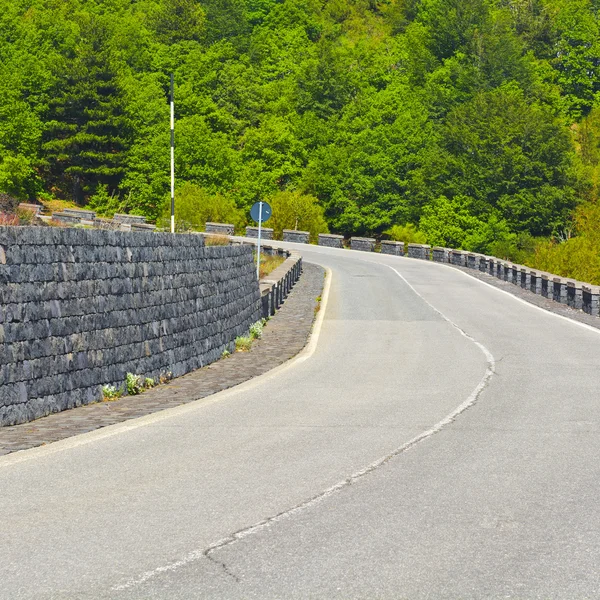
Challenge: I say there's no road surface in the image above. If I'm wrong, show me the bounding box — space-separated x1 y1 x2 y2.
1 244 600 599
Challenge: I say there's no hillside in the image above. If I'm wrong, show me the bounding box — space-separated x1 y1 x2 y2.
1 0 600 270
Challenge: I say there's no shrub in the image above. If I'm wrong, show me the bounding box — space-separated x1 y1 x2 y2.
159 182 245 232
384 223 427 244
267 191 329 243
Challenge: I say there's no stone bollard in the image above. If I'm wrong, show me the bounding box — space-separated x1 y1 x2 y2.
206 222 234 235
350 237 376 252
510 264 520 286
283 230 310 244
408 244 431 260
582 285 600 316
467 253 483 270
494 260 504 279
529 270 543 295
541 273 552 298
318 234 344 248
552 277 568 304
567 281 583 310
246 226 273 239
450 250 466 266
432 247 450 263
519 266 530 289
381 241 405 256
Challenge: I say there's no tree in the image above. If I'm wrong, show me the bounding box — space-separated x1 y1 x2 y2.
161 182 245 231
40 13 131 203
268 190 329 242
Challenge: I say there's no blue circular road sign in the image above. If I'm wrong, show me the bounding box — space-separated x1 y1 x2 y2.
250 201 272 224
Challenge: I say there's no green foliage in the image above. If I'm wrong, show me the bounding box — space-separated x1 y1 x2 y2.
532 202 600 284
125 373 143 396
268 190 328 242
384 223 427 244
160 182 245 232
235 336 253 352
1 0 600 283
249 318 267 339
102 384 123 401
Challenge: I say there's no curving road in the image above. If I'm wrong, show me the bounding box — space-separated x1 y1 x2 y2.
2 244 600 599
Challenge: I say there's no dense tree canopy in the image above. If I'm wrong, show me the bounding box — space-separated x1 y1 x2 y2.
1 0 600 258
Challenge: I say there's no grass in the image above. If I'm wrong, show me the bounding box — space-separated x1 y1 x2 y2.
235 319 268 352
204 234 231 246
40 198 79 214
256 253 285 278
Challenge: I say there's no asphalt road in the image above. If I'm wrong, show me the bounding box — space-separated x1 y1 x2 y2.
2 244 600 599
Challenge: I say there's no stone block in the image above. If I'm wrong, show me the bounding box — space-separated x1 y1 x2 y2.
553 277 568 304
205 223 234 236
283 230 310 244
318 234 344 249
350 237 376 252
432 247 450 262
529 270 542 295
381 241 404 256
450 250 467 266
246 226 273 240
566 281 583 310
582 285 600 316
408 244 431 260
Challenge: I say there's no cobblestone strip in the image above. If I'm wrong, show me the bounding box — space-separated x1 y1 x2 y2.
0 264 325 456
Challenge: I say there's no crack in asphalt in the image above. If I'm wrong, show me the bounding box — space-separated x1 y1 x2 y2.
112 262 496 592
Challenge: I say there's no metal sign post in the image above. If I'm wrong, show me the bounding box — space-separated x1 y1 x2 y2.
256 202 263 280
250 201 273 281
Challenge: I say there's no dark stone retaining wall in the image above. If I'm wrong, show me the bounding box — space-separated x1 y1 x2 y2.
0 227 261 426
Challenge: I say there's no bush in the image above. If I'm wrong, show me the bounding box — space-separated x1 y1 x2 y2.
159 182 245 232
384 223 427 244
267 191 329 243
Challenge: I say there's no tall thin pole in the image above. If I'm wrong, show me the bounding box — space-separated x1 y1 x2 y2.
170 73 175 234
256 202 263 280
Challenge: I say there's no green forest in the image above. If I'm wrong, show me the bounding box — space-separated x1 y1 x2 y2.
2 0 600 280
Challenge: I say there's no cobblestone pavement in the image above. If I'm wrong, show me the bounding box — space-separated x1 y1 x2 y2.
451 263 600 331
0 263 325 456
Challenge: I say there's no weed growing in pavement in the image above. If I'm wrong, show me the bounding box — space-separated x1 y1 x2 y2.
125 373 144 395
125 373 157 395
102 385 123 401
235 336 253 352
159 371 173 385
249 318 267 340
221 348 231 359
